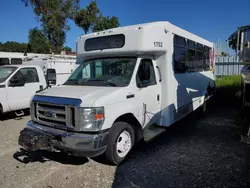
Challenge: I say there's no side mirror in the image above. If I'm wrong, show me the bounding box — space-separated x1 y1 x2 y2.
46 68 56 85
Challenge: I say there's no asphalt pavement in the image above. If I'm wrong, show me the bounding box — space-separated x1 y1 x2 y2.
0 106 249 188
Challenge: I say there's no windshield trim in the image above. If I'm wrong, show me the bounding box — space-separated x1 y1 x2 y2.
65 56 138 87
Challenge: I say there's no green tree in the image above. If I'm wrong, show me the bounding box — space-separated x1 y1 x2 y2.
63 46 72 52
28 28 50 53
74 1 119 34
93 16 119 32
0 41 27 52
74 1 100 34
22 0 80 52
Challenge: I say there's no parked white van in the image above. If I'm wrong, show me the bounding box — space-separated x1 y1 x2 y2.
0 65 56 115
18 21 216 165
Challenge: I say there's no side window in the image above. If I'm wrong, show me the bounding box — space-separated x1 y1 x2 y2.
174 35 187 73
186 40 196 72
19 68 39 83
136 59 156 87
0 58 10 65
95 62 103 77
174 35 211 73
195 43 204 72
203 46 210 71
11 58 22 65
82 64 91 79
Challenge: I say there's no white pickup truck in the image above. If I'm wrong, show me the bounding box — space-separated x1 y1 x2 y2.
0 65 56 115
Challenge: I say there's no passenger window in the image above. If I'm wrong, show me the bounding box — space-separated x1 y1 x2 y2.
186 49 196 72
0 58 10 65
195 51 204 71
203 47 210 71
11 58 22 65
95 62 103 77
82 64 91 78
174 46 187 73
15 68 39 83
136 59 157 88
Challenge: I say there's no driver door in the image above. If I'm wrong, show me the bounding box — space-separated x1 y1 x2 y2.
135 59 161 128
6 67 40 111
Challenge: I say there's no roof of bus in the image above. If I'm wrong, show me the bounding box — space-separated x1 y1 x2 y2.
78 21 214 47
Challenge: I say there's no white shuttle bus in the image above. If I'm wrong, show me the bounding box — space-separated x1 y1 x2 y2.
18 21 215 165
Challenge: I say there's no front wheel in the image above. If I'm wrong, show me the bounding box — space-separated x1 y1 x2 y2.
104 121 135 165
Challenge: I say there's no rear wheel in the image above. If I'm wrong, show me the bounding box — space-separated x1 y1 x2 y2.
104 121 135 165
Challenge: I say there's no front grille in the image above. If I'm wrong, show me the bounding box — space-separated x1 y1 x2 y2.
33 102 76 129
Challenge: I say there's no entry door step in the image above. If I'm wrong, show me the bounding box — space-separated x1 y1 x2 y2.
143 125 166 142
15 110 24 117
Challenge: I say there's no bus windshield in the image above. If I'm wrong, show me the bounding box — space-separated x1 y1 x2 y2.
0 66 17 83
64 57 137 87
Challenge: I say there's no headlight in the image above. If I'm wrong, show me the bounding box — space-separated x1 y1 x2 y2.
80 107 105 132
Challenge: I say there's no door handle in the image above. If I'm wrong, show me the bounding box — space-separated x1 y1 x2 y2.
157 94 160 101
127 94 135 99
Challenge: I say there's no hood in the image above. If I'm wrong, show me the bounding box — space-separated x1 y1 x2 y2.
35 85 125 107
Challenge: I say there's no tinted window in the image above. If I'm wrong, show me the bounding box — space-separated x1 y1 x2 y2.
174 35 211 73
0 58 10 66
195 51 204 71
174 35 186 46
196 43 203 51
17 68 39 83
136 59 156 87
204 51 210 71
203 46 210 71
11 58 22 65
85 34 125 51
187 40 195 49
186 49 196 72
174 46 187 73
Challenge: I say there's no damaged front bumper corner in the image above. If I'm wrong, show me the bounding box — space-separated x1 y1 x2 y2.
18 121 109 157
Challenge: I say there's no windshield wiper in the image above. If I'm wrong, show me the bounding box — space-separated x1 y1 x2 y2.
88 79 117 86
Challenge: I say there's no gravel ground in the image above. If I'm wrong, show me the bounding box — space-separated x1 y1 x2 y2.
0 106 250 188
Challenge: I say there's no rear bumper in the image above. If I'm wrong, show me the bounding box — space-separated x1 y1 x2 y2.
18 121 109 157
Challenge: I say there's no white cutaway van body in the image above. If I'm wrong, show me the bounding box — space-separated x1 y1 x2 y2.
18 21 216 165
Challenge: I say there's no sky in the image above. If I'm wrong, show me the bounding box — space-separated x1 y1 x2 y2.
0 0 249 53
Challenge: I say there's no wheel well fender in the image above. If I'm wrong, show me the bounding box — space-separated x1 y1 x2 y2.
114 113 143 142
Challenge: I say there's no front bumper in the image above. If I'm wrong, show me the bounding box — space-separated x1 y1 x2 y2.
18 121 109 157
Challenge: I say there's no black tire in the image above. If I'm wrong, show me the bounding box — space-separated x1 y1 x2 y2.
0 104 2 114
104 121 135 165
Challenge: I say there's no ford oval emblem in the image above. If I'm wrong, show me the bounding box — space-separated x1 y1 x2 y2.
44 111 56 118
